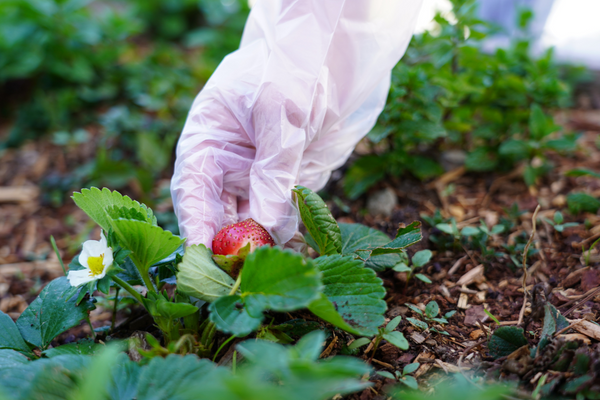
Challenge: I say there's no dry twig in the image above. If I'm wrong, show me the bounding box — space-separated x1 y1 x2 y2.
517 205 540 326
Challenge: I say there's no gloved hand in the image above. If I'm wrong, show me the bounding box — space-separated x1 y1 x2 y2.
171 0 423 249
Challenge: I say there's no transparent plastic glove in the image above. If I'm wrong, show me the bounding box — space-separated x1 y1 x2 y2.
171 0 423 248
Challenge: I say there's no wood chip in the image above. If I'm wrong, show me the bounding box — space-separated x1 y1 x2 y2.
371 358 394 369
414 350 435 378
563 267 590 288
320 335 338 358
434 359 467 373
458 292 470 309
0 261 63 277
0 186 39 203
470 329 485 340
410 331 426 344
456 264 485 286
448 256 467 276
572 320 600 341
559 333 591 345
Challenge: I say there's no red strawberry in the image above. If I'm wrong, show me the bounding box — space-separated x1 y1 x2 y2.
212 218 275 256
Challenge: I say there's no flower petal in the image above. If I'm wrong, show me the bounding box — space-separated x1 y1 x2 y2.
102 250 114 268
82 239 104 256
67 269 94 287
78 249 91 268
99 231 108 247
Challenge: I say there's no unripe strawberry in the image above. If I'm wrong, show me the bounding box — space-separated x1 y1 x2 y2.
212 218 275 256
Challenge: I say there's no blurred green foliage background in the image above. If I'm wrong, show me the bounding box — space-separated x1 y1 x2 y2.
0 0 589 207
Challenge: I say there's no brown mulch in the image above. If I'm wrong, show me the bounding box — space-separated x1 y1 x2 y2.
2 110 600 397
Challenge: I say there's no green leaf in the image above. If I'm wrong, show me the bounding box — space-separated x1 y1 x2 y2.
465 147 498 172
361 222 422 258
377 371 396 380
348 338 371 350
407 156 444 181
307 294 362 336
110 219 184 273
205 331 371 400
210 247 322 336
72 187 156 231
343 155 387 200
529 103 550 140
567 193 600 214
499 139 530 160
177 244 236 303
156 300 198 320
406 317 428 330
16 277 95 349
241 247 322 311
136 354 216 400
107 354 140 400
554 211 564 224
415 274 432 284
309 255 386 336
208 295 264 337
42 339 110 358
461 226 480 236
393 263 411 273
524 164 538 187
397 120 446 141
540 304 569 339
491 225 505 235
339 223 402 271
293 186 342 256
382 331 409 350
405 304 423 316
0 310 31 355
412 250 432 268
488 326 528 359
66 345 123 400
401 375 419 390
386 316 402 332
436 223 456 235
565 168 600 179
367 126 393 144
403 362 420 375
425 301 439 319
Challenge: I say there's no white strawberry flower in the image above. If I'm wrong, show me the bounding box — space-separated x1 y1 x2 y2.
67 231 114 287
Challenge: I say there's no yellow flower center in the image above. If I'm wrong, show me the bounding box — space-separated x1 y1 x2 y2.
88 254 105 276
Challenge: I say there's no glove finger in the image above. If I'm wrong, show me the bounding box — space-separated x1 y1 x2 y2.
171 102 255 247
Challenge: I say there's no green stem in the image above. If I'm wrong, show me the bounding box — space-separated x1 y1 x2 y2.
213 335 236 362
86 316 96 339
50 235 67 276
229 274 242 296
140 270 157 293
112 275 144 305
110 287 120 334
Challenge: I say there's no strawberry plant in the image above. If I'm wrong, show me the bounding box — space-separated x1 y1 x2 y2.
405 301 455 336
343 0 582 200
393 249 433 287
0 184 428 399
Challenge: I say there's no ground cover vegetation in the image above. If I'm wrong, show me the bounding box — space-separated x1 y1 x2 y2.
1 0 600 399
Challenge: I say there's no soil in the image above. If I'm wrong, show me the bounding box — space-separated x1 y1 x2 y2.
2 109 600 398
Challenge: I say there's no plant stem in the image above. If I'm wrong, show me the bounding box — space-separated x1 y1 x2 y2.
140 270 157 293
85 315 96 339
369 335 383 363
50 235 67 276
229 274 242 296
213 335 236 362
112 275 144 305
110 287 120 334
